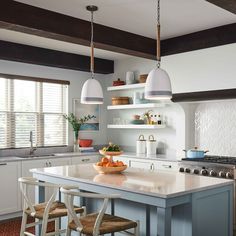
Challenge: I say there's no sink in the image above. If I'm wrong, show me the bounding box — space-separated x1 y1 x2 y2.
19 154 55 159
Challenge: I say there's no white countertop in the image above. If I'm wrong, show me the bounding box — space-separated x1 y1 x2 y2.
0 152 99 163
31 163 233 199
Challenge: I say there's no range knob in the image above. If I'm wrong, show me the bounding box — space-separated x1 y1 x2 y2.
209 170 217 177
201 169 208 176
193 169 199 174
179 167 185 173
219 171 226 178
185 168 191 173
226 172 233 179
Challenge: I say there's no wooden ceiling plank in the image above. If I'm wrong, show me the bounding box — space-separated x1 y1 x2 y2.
0 40 114 74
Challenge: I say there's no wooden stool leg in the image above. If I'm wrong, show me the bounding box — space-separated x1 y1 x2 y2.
20 212 27 236
41 216 49 236
134 220 140 236
55 218 60 236
65 226 71 236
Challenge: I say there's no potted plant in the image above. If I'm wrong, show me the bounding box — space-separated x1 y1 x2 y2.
63 113 96 151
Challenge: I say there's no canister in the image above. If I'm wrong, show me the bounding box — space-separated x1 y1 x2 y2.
147 135 157 155
136 134 146 154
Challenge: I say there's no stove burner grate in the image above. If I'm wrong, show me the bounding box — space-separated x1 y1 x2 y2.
182 155 236 165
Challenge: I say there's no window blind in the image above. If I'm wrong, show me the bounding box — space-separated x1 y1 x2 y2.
0 76 68 149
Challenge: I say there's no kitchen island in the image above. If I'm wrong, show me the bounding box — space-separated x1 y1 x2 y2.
31 164 234 236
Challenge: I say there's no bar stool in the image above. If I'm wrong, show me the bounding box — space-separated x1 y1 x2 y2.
18 177 85 236
60 186 140 236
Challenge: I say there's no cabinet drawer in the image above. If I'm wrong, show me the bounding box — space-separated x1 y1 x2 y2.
154 161 178 171
71 155 99 165
130 160 153 170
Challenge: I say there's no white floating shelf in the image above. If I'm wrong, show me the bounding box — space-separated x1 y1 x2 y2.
107 124 166 129
107 103 165 110
107 83 145 91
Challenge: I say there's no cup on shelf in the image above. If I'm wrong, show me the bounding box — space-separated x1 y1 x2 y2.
126 71 135 84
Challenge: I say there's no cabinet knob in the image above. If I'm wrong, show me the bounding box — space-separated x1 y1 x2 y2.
0 163 7 166
82 158 90 162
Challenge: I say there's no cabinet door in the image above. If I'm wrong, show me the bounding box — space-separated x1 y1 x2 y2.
0 162 21 215
129 160 153 170
71 155 100 165
21 159 48 204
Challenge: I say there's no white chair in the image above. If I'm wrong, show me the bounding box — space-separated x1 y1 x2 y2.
19 177 85 236
61 186 140 236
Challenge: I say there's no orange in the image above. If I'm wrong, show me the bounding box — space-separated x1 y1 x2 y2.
96 162 103 166
101 157 109 163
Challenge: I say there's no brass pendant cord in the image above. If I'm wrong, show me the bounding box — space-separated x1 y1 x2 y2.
90 10 95 79
156 0 161 68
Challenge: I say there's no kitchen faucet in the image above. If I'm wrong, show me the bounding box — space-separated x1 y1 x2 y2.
29 131 37 156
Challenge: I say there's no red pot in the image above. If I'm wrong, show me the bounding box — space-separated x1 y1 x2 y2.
79 139 93 147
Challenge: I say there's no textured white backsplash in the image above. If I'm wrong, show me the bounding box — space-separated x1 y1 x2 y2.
195 101 236 156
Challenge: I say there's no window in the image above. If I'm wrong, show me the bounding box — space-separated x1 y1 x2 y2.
0 75 68 149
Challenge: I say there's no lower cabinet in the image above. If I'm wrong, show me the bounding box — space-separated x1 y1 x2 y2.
71 155 100 165
21 157 71 204
0 161 21 215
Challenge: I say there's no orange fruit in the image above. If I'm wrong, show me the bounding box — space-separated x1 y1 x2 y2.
101 157 109 163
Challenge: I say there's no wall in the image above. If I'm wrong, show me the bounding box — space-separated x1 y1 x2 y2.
0 59 110 146
111 43 236 93
106 43 236 158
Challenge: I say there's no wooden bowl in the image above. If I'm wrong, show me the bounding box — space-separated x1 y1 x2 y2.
99 150 123 156
93 164 127 174
139 74 148 83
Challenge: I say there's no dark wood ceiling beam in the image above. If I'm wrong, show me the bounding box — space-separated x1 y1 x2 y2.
0 1 156 60
205 0 236 14
161 23 236 56
0 1 235 60
172 88 236 103
0 40 114 74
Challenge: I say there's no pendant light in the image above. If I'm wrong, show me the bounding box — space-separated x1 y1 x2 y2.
145 0 172 100
81 5 104 104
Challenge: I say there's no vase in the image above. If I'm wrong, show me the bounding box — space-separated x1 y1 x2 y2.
73 129 79 152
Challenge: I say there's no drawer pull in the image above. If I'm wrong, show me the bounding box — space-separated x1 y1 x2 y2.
0 163 7 166
162 164 172 168
82 158 90 162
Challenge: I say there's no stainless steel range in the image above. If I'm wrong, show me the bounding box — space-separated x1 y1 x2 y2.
179 155 236 233
179 155 236 179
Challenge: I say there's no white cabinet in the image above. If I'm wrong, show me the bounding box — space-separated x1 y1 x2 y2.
71 155 100 165
0 162 21 215
21 157 71 204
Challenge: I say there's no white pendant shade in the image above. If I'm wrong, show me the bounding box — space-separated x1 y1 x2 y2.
145 67 172 100
81 78 104 104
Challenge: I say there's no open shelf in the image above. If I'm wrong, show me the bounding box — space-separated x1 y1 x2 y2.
107 103 165 110
107 83 145 91
107 124 166 129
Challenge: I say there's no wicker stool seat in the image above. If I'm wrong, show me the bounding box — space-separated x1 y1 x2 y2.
69 213 138 235
25 200 84 219
61 186 140 236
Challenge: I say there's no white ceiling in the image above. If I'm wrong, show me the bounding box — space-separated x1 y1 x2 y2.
16 0 236 39
2 0 235 60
